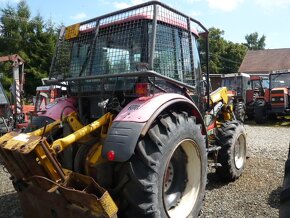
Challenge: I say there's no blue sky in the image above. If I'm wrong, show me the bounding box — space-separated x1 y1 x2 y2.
1 0 290 49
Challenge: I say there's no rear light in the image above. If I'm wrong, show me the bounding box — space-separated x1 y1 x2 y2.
135 83 150 96
107 150 115 161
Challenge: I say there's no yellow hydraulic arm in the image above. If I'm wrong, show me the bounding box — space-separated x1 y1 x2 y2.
51 112 113 153
29 112 113 154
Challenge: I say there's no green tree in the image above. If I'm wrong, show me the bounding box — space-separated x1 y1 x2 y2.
244 32 266 50
0 0 57 98
199 27 247 74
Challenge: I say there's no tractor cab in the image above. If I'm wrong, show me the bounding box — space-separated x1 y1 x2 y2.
33 85 64 112
246 75 269 104
221 73 250 101
50 5 207 122
221 73 250 121
269 71 290 114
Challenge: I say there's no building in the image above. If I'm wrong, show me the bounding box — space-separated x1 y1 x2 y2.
239 48 290 75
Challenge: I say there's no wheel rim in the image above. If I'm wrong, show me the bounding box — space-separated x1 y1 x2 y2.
163 139 202 218
164 162 174 193
234 134 246 169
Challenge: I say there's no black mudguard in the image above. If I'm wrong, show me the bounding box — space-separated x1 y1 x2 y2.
102 121 145 162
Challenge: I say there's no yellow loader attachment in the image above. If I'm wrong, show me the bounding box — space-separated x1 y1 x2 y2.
0 112 117 218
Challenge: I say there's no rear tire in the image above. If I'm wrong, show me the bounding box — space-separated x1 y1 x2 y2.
254 100 267 124
234 102 246 122
114 111 207 218
216 120 247 181
280 145 290 218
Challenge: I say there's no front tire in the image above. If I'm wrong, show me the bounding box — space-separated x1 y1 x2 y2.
234 102 246 122
115 111 207 218
216 120 247 181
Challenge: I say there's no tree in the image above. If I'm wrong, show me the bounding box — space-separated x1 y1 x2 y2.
244 32 266 50
199 27 247 74
0 0 58 98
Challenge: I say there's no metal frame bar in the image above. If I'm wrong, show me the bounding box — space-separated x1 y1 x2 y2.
47 70 195 91
149 4 158 70
79 1 208 34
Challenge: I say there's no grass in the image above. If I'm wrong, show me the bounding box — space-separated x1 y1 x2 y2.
245 116 290 127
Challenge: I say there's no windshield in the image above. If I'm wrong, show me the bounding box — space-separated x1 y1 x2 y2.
270 73 290 89
222 77 242 91
252 77 269 89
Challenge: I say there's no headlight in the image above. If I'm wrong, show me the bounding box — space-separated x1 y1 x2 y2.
271 98 275 101
280 97 284 101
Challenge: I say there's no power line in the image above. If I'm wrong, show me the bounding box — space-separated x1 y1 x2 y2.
209 52 241 64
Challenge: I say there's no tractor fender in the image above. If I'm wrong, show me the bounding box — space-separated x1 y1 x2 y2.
102 93 206 162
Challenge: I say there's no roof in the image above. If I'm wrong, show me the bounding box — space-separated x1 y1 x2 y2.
239 48 290 74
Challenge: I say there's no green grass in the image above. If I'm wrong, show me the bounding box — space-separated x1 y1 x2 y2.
245 116 290 127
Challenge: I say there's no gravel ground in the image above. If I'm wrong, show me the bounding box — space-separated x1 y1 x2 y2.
200 123 290 218
0 123 289 218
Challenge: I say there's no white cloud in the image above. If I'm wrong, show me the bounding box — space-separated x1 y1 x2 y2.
113 2 131 9
70 12 87 20
255 0 290 11
207 0 244 12
191 11 201 17
113 0 146 10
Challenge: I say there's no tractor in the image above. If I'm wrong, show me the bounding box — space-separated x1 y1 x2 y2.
254 70 290 123
245 75 269 120
0 2 247 218
221 73 250 122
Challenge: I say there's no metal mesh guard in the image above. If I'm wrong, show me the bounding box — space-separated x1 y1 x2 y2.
50 2 201 94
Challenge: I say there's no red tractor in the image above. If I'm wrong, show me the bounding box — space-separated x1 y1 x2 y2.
254 71 290 123
0 2 247 217
245 75 269 120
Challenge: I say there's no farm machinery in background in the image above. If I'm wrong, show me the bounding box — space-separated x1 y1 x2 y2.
0 2 247 218
254 70 290 123
246 75 269 120
0 54 26 134
220 73 272 122
221 73 250 122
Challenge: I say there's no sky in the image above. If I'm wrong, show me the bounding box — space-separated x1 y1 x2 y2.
0 0 290 49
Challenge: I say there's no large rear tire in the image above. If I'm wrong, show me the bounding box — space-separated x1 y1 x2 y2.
216 120 247 181
114 111 207 218
254 99 267 124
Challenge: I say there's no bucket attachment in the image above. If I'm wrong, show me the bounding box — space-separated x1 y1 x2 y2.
0 131 118 218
